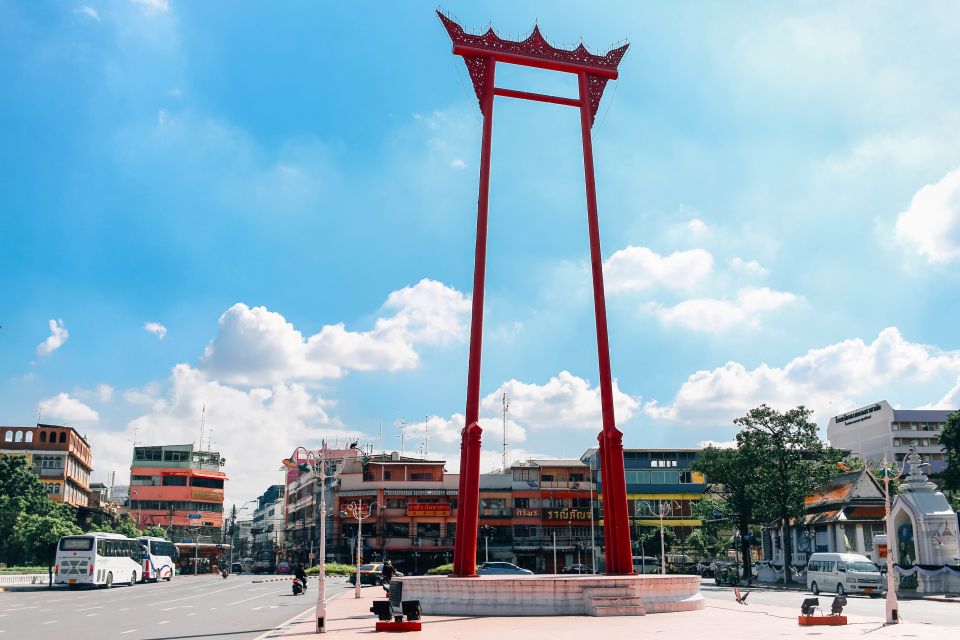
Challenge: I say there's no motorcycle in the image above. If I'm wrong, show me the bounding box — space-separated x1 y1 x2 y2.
292 576 307 596
221 568 229 579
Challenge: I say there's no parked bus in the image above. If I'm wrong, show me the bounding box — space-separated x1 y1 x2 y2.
632 555 660 574
138 536 178 582
55 533 142 588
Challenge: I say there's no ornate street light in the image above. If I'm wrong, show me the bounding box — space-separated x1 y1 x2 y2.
281 444 358 633
342 498 380 599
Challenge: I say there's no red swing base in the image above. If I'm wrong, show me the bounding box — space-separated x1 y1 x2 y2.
375 621 422 632
798 615 847 626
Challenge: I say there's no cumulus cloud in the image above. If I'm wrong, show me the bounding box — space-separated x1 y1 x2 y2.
451 159 466 169
923 376 960 409
895 167 960 263
604 246 714 293
480 371 640 430
36 319 69 356
645 327 960 426
144 322 167 339
39 393 99 423
199 279 470 385
650 287 800 332
97 384 114 402
687 218 708 233
730 257 768 277
75 5 100 21
698 439 738 449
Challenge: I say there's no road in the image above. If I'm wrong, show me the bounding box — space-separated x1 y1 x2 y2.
701 583 960 626
0 573 360 639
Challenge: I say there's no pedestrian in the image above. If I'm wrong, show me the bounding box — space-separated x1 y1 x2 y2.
381 559 396 594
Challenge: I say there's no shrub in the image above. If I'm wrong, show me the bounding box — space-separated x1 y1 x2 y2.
305 563 356 576
426 563 453 576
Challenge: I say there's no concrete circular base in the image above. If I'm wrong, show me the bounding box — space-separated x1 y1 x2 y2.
394 574 704 617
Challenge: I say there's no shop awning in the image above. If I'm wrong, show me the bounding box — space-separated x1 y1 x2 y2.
191 471 229 480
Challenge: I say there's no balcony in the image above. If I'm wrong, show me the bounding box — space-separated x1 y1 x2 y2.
479 509 512 518
37 467 65 478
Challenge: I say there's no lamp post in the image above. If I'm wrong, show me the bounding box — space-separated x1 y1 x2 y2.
479 525 495 563
228 500 257 573
880 454 904 625
654 500 681 575
282 445 358 634
344 498 380 599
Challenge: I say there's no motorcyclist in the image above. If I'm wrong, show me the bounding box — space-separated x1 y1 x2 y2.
381 560 396 594
295 564 308 591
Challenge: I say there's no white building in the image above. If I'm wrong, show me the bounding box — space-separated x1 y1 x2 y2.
253 484 284 561
826 401 955 475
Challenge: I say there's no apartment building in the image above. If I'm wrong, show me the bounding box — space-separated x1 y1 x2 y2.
0 424 93 507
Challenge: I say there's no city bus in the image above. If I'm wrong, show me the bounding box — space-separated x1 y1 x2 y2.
55 533 143 588
138 536 178 582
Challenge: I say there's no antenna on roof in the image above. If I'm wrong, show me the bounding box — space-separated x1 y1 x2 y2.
502 393 510 474
36 407 42 426
423 415 430 457
398 417 406 458
199 404 206 451
379 417 383 454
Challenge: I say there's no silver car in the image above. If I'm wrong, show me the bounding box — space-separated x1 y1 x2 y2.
477 562 533 575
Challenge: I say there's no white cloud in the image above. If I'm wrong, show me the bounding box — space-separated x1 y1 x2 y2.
480 371 640 430
651 287 799 332
687 218 708 233
97 384 114 402
199 279 470 385
604 246 714 293
39 393 99 423
451 159 466 169
645 327 960 426
730 257 768 277
144 322 167 339
698 439 737 449
36 319 69 356
131 0 169 13
895 167 960 263
923 376 960 409
75 5 100 21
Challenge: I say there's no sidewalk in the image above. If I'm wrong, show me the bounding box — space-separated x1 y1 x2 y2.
702 578 960 603
269 584 956 639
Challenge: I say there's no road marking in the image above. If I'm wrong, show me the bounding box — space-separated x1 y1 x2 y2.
74 605 104 612
158 620 170 625
161 605 193 611
227 592 272 606
120 630 136 635
86 614 98 617
2 607 37 612
187 612 196 616
149 583 246 606
42 621 58 625
250 590 350 640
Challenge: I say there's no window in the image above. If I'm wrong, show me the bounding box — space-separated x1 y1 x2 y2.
150 541 176 558
162 475 188 486
48 431 56 443
60 537 93 551
135 447 162 461
410 472 433 481
513 468 536 482
384 471 392 480
679 471 692 484
417 523 440 537
131 475 158 486
163 450 190 462
569 473 584 482
15 431 23 443
191 476 224 489
540 474 554 482
513 497 532 508
59 432 66 443
385 522 409 537
363 472 374 481
25 431 33 443
513 525 536 537
386 498 406 509
3 431 11 442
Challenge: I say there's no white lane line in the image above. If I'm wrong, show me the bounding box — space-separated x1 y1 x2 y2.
158 620 170 625
86 614 98 617
187 612 196 616
2 607 37 612
227 592 272 606
120 630 136 635
42 621 58 625
73 605 104 612
149 582 246 606
161 605 193 611
120 607 130 611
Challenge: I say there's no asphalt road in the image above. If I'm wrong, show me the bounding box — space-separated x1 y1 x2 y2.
0 573 359 640
701 583 960 626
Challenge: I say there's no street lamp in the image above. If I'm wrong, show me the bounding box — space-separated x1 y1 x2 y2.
342 498 380 600
281 445 358 634
879 453 904 625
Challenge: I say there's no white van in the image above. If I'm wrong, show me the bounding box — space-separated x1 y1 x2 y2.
806 552 883 596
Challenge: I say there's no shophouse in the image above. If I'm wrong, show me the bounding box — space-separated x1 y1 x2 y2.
0 423 92 507
252 484 284 566
128 444 227 543
582 447 707 562
827 400 957 475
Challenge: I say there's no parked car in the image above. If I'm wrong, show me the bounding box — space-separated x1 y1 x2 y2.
348 563 384 585
231 562 242 574
806 552 883 597
477 562 533 576
560 564 592 574
276 561 291 575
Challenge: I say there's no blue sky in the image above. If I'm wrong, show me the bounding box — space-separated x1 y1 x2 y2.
3 1 960 503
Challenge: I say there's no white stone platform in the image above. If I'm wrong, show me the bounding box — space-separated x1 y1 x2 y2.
395 574 704 617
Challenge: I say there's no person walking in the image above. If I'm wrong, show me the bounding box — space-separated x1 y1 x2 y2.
381 559 396 595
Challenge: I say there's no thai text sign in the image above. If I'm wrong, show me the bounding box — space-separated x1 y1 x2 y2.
544 508 592 521
407 503 451 517
191 489 222 501
513 508 540 518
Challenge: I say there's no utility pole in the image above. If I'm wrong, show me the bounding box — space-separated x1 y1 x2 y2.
501 393 509 472
199 404 206 452
398 418 406 457
423 415 430 456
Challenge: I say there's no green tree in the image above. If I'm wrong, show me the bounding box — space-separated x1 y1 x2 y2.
0 496 28 564
735 404 840 585
0 455 51 515
692 447 758 582
14 512 82 573
143 526 169 539
940 411 960 493
112 516 142 539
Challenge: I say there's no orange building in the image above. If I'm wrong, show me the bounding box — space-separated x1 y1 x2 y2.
129 444 227 543
0 424 92 507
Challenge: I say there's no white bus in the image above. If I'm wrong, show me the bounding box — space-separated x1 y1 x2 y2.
55 533 143 588
138 536 177 582
632 555 660 574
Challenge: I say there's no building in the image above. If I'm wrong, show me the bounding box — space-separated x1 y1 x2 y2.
0 424 93 507
582 448 707 563
252 484 284 566
509 459 595 572
762 469 886 568
332 451 456 575
129 444 227 543
827 400 957 475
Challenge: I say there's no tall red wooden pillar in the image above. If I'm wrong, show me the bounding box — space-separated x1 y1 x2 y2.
453 56 496 578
